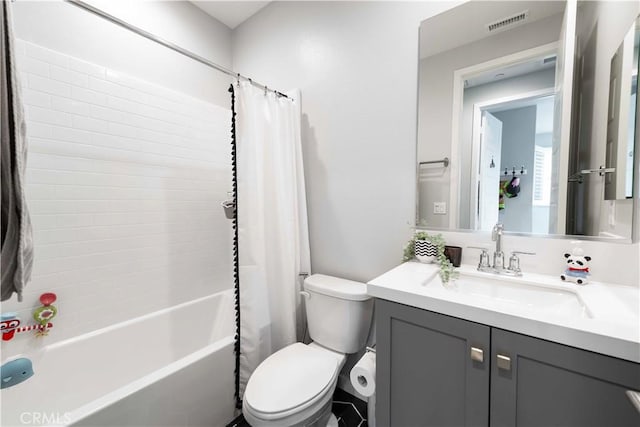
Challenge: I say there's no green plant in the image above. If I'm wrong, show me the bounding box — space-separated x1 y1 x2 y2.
403 232 459 283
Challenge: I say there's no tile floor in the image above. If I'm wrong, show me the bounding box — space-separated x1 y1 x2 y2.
226 388 368 427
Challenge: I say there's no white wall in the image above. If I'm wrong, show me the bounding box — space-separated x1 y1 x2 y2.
426 230 639 288
1 41 233 358
418 13 562 229
2 1 234 358
232 1 460 282
12 0 232 106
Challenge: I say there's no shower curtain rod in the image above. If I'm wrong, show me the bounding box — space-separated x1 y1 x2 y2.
60 0 292 100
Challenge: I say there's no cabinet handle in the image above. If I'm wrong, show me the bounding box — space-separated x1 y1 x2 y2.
497 354 511 371
626 390 640 414
470 347 484 363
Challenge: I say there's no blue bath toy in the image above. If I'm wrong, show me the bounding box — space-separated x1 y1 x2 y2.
1 358 34 389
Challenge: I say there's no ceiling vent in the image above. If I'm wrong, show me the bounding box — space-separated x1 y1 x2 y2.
486 10 529 33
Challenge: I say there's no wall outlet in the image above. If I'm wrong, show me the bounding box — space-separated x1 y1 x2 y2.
433 202 447 215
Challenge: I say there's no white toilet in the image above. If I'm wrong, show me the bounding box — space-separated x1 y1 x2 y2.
242 274 374 427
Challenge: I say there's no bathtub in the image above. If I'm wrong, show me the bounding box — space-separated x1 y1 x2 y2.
1 289 236 427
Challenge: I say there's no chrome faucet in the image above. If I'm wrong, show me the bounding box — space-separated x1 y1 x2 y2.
492 223 505 270
468 223 535 276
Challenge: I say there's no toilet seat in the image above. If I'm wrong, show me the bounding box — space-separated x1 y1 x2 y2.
243 343 339 422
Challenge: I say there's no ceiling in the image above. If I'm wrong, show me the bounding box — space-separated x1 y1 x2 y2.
190 1 270 29
465 55 556 88
487 94 555 135
420 1 565 59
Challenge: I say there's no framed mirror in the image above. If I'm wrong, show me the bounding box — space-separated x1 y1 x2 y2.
416 0 640 241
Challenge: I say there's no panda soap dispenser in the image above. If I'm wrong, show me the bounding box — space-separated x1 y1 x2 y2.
560 244 591 285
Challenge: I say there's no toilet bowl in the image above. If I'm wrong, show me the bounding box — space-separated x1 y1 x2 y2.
243 343 345 427
242 275 373 427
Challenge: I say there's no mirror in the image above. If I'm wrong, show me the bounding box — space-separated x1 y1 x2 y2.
605 17 638 200
567 3 639 238
417 0 640 240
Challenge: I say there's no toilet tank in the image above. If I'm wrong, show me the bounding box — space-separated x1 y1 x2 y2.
303 274 373 354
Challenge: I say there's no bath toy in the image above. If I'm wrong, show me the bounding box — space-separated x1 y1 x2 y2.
1 313 21 341
0 293 57 341
1 358 34 389
560 248 591 285
33 293 57 336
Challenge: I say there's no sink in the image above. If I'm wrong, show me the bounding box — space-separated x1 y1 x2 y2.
368 261 639 362
428 271 593 319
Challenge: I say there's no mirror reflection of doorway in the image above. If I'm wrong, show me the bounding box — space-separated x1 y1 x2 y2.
473 94 556 233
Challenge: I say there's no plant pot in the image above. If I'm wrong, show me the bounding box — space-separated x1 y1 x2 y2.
415 239 437 263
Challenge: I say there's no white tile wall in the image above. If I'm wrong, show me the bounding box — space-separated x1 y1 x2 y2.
2 40 233 357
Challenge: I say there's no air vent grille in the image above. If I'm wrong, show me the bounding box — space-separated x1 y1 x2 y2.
486 10 529 33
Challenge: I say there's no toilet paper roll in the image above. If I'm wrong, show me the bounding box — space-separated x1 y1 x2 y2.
350 351 376 397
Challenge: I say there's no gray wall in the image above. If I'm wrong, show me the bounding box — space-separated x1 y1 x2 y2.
494 106 537 232
232 1 460 282
418 12 562 229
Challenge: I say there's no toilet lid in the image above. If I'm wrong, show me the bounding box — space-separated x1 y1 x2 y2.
244 343 338 416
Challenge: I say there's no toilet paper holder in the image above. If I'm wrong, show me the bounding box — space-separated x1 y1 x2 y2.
366 345 376 353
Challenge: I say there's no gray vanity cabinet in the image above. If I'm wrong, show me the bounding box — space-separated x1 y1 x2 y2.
490 328 640 427
376 299 640 427
376 299 491 427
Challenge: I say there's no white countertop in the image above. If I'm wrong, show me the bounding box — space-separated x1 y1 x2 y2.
368 262 640 363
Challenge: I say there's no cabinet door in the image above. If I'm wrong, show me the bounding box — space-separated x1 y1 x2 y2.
376 299 491 427
490 328 640 427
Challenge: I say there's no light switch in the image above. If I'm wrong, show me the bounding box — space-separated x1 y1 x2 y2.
433 202 447 215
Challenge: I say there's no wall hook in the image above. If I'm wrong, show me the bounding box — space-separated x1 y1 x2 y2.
490 157 495 168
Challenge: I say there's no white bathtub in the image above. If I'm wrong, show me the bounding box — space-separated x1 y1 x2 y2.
1 289 236 427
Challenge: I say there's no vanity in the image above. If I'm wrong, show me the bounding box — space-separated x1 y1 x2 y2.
384 0 640 423
368 262 640 427
392 0 640 423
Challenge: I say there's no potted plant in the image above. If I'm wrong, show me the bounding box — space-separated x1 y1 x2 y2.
403 232 458 284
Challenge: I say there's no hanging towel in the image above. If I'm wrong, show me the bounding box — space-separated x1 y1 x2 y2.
501 177 520 199
1 1 34 302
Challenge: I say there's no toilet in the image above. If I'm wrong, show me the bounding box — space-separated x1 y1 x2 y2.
242 274 374 427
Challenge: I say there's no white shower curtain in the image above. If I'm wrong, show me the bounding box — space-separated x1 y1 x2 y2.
235 82 311 397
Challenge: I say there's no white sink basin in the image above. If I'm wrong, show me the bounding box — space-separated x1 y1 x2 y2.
427 270 593 319
367 262 639 362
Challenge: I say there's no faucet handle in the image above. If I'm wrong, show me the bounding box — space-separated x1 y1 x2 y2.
507 251 536 274
467 246 490 270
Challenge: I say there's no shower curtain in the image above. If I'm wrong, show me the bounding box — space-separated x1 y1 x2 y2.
235 82 311 398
